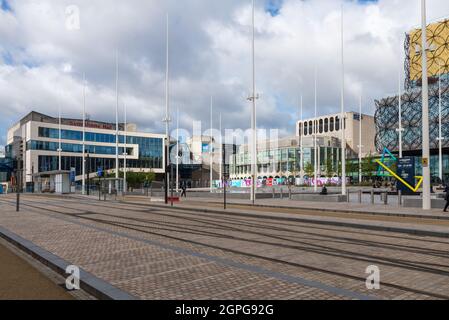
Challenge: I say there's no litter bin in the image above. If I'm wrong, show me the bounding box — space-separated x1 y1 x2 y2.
0 185 3 194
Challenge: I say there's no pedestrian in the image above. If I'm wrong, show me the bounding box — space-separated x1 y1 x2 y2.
444 185 449 212
181 183 187 198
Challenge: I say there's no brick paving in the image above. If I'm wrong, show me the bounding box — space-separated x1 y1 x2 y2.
0 194 448 300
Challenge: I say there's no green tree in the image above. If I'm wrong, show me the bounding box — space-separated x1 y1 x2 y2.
362 153 377 180
325 157 334 178
304 162 314 178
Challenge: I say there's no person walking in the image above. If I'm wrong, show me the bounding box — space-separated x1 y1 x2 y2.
181 183 187 198
444 185 449 212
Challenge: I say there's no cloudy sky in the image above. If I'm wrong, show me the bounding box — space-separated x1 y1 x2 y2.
1 0 449 149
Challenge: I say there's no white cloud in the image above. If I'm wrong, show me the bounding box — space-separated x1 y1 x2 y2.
1 0 449 147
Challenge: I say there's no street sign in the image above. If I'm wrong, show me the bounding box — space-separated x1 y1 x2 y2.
97 167 103 177
70 168 76 183
398 157 416 195
422 158 429 167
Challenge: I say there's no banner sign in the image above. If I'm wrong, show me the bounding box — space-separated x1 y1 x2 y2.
397 157 416 195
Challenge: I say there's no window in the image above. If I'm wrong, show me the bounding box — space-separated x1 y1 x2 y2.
330 118 334 132
304 122 308 136
308 121 313 135
319 119 323 134
335 117 340 131
324 118 329 133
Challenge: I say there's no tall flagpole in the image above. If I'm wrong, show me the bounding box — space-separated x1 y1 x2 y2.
250 0 258 204
398 42 404 159
359 95 363 184
82 73 86 195
340 4 347 196
300 95 304 184
115 50 119 192
314 67 318 192
421 0 431 210
219 113 223 188
58 103 62 171
210 97 213 192
123 102 127 194
438 63 443 181
164 14 171 204
176 106 180 193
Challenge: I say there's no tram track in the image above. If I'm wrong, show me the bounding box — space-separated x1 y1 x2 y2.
1 196 449 299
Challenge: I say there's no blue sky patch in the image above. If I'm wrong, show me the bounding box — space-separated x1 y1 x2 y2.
265 0 283 17
1 0 12 12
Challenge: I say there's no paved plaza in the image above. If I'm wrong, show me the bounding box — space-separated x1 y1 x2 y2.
0 194 449 300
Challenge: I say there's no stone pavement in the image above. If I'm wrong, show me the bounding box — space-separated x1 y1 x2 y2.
0 195 358 300
180 197 449 220
1 194 449 300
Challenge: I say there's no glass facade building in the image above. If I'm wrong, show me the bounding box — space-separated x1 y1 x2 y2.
5 112 165 187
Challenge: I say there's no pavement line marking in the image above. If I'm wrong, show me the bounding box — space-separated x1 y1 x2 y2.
11 205 379 301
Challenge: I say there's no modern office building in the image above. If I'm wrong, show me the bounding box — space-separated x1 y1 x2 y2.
296 111 376 158
6 111 166 189
375 18 449 182
173 135 236 188
229 136 342 184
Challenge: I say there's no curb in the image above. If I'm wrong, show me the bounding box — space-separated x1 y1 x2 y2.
0 226 138 300
134 202 449 239
187 199 449 222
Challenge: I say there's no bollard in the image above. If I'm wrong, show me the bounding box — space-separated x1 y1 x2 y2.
289 187 292 200
347 191 350 203
398 190 402 207
16 193 20 212
384 192 388 205
280 188 283 199
358 190 362 204
371 190 375 204
272 188 275 199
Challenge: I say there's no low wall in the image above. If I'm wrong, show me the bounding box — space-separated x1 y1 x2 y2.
291 194 348 203
403 197 446 209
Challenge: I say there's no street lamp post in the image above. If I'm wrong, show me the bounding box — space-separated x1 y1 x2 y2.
421 0 431 210
248 0 258 205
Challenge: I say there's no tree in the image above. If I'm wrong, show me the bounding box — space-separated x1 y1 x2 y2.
362 153 378 180
304 162 314 178
325 157 334 178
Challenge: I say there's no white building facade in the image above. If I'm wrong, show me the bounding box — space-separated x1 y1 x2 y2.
6 112 165 188
296 111 377 157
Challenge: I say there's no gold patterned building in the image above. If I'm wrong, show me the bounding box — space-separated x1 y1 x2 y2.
406 18 449 89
